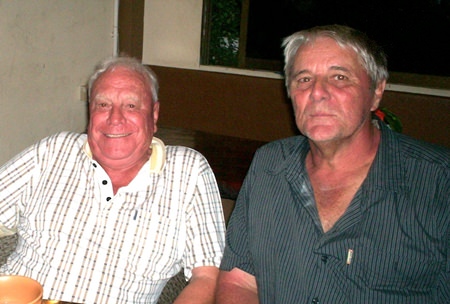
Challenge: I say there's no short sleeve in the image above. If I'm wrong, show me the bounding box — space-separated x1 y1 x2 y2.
183 156 226 279
220 169 256 276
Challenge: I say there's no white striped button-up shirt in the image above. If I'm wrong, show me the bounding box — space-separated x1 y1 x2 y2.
0 132 225 303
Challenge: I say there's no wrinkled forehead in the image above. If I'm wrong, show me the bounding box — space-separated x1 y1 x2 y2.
91 66 153 100
300 36 369 73
295 37 360 63
298 36 355 55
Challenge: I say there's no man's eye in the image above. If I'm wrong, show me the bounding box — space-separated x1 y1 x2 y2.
293 77 311 88
292 77 312 90
334 74 348 81
126 103 137 109
97 102 109 108
296 77 311 83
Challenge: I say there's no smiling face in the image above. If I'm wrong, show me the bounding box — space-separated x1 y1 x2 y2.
87 66 159 171
289 37 385 144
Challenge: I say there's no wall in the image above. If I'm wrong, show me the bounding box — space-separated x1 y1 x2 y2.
151 66 297 142
136 0 449 148
0 0 115 165
151 66 450 148
142 0 202 69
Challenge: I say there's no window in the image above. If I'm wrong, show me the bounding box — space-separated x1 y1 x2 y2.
201 0 242 67
201 0 450 81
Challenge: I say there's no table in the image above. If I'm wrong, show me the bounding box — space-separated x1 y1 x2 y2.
43 301 81 304
156 126 266 199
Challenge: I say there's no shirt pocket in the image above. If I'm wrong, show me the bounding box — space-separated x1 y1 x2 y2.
124 210 184 281
357 250 442 294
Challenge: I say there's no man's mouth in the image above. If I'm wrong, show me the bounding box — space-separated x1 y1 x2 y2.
310 111 335 118
105 133 131 138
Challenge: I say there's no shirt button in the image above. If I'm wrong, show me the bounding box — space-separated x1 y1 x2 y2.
321 255 328 263
106 197 112 202
312 297 320 303
102 180 108 185
92 163 97 168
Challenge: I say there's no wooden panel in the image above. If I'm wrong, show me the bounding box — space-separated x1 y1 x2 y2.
151 66 298 142
381 91 450 148
156 126 266 199
152 66 450 148
118 0 145 60
119 1 449 148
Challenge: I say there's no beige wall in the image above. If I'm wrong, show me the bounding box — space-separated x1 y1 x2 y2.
143 0 202 69
0 0 115 165
152 66 450 149
141 0 449 149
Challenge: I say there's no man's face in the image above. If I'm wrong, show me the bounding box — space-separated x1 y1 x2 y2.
87 66 159 170
289 37 384 144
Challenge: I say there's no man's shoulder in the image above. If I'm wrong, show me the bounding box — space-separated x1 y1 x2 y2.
394 132 449 168
41 131 86 144
256 135 307 156
164 144 208 164
35 132 86 156
248 136 308 174
165 144 202 155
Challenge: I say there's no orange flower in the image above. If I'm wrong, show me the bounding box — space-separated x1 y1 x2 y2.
374 108 385 121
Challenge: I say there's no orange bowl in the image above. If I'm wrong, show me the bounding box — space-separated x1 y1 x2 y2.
0 275 43 304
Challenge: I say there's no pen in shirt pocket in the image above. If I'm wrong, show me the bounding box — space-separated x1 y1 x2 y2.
346 249 354 265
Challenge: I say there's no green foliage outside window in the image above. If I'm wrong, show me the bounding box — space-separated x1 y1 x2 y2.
206 0 241 67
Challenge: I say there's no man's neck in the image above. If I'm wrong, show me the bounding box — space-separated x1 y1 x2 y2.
307 125 381 172
306 125 381 232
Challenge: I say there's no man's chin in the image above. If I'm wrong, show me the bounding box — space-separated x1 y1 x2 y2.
304 126 339 141
96 149 151 168
94 153 130 164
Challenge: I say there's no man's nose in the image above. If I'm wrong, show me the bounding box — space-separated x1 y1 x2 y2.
310 78 330 102
108 105 125 124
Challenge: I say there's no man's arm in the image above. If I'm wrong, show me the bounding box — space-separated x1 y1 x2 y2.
216 267 259 304
173 266 219 304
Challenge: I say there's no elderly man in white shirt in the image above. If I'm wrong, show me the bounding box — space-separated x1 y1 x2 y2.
0 56 226 304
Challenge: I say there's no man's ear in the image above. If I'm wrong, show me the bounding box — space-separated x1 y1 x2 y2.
152 101 160 132
371 80 386 111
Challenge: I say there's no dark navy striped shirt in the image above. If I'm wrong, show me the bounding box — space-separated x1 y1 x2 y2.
221 123 450 303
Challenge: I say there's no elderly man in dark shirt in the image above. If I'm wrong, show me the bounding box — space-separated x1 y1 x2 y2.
216 24 450 303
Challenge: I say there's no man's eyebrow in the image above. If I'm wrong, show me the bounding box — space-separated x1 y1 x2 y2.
122 94 140 101
291 69 309 79
329 65 351 73
91 94 108 101
291 65 353 80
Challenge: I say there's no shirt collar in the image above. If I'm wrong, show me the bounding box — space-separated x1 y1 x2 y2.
281 121 406 192
83 136 166 174
365 121 406 191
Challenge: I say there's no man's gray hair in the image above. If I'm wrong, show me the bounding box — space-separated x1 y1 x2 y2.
282 24 388 95
87 56 159 102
